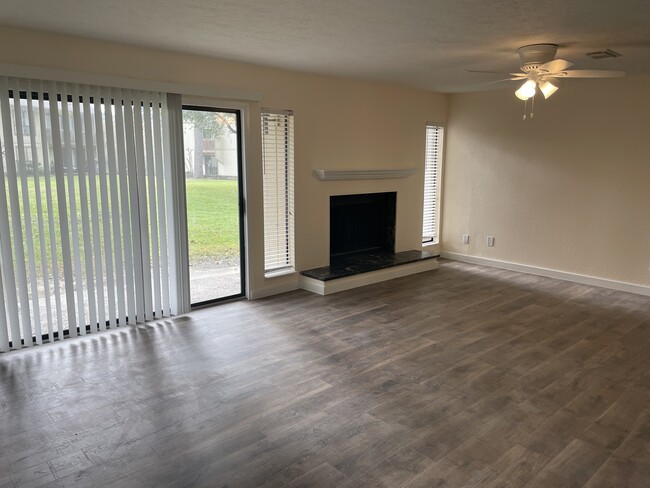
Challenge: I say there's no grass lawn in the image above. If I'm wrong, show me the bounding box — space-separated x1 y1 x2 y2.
5 176 239 275
185 178 240 262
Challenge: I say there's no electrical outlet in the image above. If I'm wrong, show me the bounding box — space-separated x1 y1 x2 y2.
462 234 470 245
487 236 495 247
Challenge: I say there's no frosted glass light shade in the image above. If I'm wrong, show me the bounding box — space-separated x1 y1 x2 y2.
515 80 537 100
539 78 560 99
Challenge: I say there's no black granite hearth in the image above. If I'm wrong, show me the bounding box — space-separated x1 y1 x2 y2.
301 250 439 282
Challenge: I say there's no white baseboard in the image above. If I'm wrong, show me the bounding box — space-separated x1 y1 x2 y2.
440 252 650 297
300 259 439 296
249 280 299 299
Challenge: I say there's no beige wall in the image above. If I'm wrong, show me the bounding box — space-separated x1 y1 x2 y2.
0 26 447 297
443 76 650 287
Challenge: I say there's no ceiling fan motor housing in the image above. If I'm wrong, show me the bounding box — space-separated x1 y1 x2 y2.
519 44 558 71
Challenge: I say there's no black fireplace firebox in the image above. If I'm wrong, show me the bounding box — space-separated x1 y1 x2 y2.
330 192 396 261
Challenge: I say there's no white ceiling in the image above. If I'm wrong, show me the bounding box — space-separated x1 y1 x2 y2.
1 0 649 92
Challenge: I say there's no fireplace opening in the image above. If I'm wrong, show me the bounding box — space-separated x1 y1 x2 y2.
330 192 396 262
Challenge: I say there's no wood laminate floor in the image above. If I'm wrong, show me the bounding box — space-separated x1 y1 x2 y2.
1 260 649 487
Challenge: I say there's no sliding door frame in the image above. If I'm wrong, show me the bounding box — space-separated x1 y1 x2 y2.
182 97 251 304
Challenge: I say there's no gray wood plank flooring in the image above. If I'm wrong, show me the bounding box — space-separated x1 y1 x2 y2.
1 260 648 487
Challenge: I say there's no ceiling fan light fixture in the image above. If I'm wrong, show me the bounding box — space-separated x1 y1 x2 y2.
539 78 560 99
515 80 536 100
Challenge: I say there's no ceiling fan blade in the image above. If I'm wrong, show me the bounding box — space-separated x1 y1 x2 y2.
559 70 626 78
538 59 574 72
475 79 520 88
484 78 522 84
465 70 513 75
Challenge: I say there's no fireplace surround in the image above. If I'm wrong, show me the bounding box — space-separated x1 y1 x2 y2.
300 190 437 288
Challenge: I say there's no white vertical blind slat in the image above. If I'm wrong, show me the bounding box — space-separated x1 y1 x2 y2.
37 83 64 340
94 90 116 330
0 77 33 346
82 85 106 332
61 85 84 337
132 92 153 322
122 90 146 323
26 79 52 343
104 87 127 327
153 94 170 317
11 81 41 345
0 95 21 350
142 99 162 318
71 84 97 334
113 89 137 325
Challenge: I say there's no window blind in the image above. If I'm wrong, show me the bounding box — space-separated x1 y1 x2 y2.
422 123 444 244
0 77 175 351
261 110 294 273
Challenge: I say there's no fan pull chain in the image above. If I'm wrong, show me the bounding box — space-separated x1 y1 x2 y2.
523 99 527 120
530 94 535 119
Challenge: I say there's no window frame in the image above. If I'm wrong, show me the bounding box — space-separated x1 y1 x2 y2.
182 104 247 307
422 122 445 246
261 109 295 276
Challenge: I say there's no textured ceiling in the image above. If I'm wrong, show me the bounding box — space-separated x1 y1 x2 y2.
1 0 649 92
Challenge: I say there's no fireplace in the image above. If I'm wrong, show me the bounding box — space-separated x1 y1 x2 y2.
300 189 436 287
330 192 396 262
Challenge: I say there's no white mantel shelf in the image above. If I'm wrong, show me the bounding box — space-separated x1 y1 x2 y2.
313 168 417 181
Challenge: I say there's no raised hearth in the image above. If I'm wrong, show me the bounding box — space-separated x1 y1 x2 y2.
299 250 439 295
302 250 437 281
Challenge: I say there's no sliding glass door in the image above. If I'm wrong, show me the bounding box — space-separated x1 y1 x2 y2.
182 106 245 305
0 78 247 351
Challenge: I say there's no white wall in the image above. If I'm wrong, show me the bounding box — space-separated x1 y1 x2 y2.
442 76 650 287
0 26 447 298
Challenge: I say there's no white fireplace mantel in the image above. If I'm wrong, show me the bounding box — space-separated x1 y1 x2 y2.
313 168 417 181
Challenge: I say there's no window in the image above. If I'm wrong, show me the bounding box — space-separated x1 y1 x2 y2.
422 123 444 245
261 109 294 274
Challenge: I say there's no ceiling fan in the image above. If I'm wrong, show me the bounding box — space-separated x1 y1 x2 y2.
499 44 625 101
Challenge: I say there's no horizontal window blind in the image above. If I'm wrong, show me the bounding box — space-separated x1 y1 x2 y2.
0 77 174 351
261 109 295 273
422 123 443 244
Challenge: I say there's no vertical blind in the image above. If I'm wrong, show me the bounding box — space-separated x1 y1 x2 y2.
261 110 295 273
0 77 175 351
422 123 444 244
